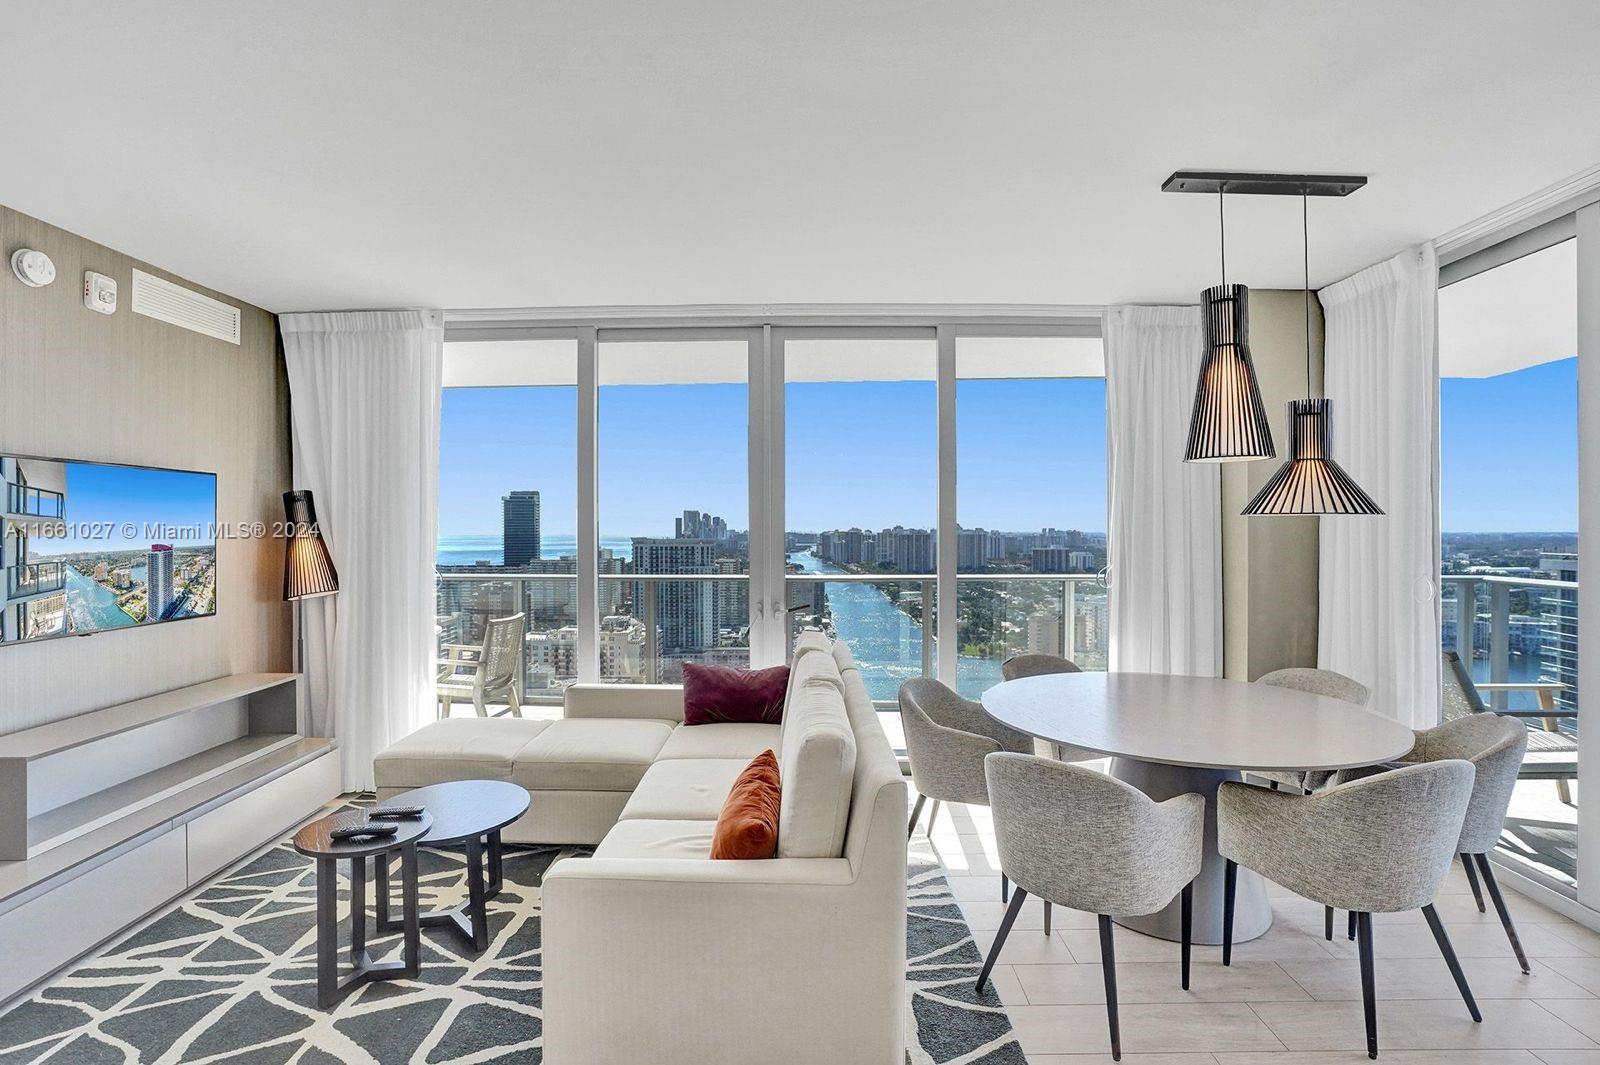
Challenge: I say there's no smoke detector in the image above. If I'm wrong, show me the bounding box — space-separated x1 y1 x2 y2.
11 248 56 287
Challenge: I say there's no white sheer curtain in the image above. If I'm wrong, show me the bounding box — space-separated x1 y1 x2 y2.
1318 245 1440 729
1105 305 1222 675
281 310 443 790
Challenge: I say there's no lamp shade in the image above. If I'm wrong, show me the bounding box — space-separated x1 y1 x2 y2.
1184 284 1277 462
1241 400 1383 515
282 490 339 600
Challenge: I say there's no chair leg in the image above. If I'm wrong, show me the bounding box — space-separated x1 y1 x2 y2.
1473 853 1531 973
1001 874 1009 903
1043 901 1052 937
975 887 1029 993
1180 881 1193 991
1325 905 1335 941
1356 912 1378 1060
1422 904 1482 1022
907 794 926 839
1098 914 1121 1061
926 799 941 837
1348 909 1357 941
1222 859 1237 966
1461 852 1486 913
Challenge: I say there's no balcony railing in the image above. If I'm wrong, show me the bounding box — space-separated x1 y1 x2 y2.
6 561 66 598
1440 573 1579 713
5 484 64 519
435 568 1108 716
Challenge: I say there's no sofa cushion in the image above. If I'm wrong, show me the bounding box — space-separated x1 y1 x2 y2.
593 819 717 860
777 654 857 858
781 633 844 751
619 758 749 821
373 718 552 788
655 721 782 762
509 718 675 792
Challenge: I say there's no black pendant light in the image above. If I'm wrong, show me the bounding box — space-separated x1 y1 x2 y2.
1183 189 1276 462
1241 194 1383 516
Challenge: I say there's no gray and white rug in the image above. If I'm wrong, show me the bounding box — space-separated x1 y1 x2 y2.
0 806 1020 1064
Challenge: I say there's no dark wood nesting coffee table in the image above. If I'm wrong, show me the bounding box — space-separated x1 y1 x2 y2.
373 780 530 952
292 807 431 1008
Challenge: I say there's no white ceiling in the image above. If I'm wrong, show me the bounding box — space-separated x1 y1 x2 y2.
4 2 1600 314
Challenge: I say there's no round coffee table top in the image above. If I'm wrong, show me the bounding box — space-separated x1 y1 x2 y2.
981 671 1415 772
293 807 433 859
381 780 531 845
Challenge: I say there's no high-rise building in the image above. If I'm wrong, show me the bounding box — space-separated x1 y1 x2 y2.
1541 552 1579 713
631 537 717 651
1032 547 1096 573
502 490 542 565
1027 610 1062 656
146 544 174 622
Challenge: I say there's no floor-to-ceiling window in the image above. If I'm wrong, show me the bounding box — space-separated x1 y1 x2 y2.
781 333 938 706
598 336 752 682
1440 230 1580 892
953 334 1108 698
433 316 1105 738
437 338 578 710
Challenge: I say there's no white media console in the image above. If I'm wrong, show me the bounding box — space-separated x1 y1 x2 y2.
0 673 339 1003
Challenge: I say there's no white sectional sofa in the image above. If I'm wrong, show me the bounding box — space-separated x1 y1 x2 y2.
372 633 908 1065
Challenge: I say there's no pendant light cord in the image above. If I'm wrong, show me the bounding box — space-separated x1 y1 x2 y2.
1303 191 1312 399
1219 189 1228 288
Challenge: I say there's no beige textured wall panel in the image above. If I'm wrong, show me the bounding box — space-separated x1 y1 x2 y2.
1221 288 1323 681
0 205 290 732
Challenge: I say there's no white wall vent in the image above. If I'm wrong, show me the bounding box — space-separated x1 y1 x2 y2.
131 269 241 345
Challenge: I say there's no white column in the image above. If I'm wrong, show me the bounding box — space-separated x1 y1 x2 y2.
576 326 600 683
1575 204 1600 907
936 324 958 684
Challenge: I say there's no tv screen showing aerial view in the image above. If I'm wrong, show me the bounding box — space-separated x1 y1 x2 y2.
1 455 217 646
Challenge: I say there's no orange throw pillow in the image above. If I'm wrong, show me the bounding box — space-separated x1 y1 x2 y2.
711 749 781 859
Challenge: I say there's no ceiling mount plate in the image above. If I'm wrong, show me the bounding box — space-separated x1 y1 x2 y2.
1162 171 1368 196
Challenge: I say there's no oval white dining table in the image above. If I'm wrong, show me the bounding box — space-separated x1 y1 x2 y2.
981 672 1415 945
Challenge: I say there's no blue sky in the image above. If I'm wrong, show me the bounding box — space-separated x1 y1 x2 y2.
1441 357 1576 532
38 462 216 554
440 360 1572 540
439 377 1109 538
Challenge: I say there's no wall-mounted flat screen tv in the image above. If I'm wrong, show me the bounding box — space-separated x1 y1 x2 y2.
1 455 217 646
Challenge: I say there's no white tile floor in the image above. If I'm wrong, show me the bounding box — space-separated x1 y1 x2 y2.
921 799 1600 1064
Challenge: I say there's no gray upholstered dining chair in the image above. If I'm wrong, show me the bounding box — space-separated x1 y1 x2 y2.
1000 653 1101 764
1253 667 1370 793
1327 713 1532 971
976 752 1203 1062
1219 761 1480 1060
899 679 1036 906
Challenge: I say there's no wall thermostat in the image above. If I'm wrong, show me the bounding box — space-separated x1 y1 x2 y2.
10 248 56 287
84 271 117 314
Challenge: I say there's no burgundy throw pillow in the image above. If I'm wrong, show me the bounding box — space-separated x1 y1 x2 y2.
683 662 790 725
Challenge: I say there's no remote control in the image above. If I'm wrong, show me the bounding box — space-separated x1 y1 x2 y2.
330 822 399 841
370 805 425 819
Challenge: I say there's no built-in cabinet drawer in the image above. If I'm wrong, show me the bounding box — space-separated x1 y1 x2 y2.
186 751 341 884
0 828 186 1002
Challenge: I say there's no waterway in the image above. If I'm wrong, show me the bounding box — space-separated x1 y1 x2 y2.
62 564 140 632
787 550 1002 701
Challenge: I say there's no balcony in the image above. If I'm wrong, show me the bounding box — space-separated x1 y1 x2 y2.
6 561 66 599
1442 572 1579 892
5 483 64 520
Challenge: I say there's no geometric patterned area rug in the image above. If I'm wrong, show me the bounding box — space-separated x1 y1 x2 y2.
0 802 1019 1064
906 847 1027 1065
